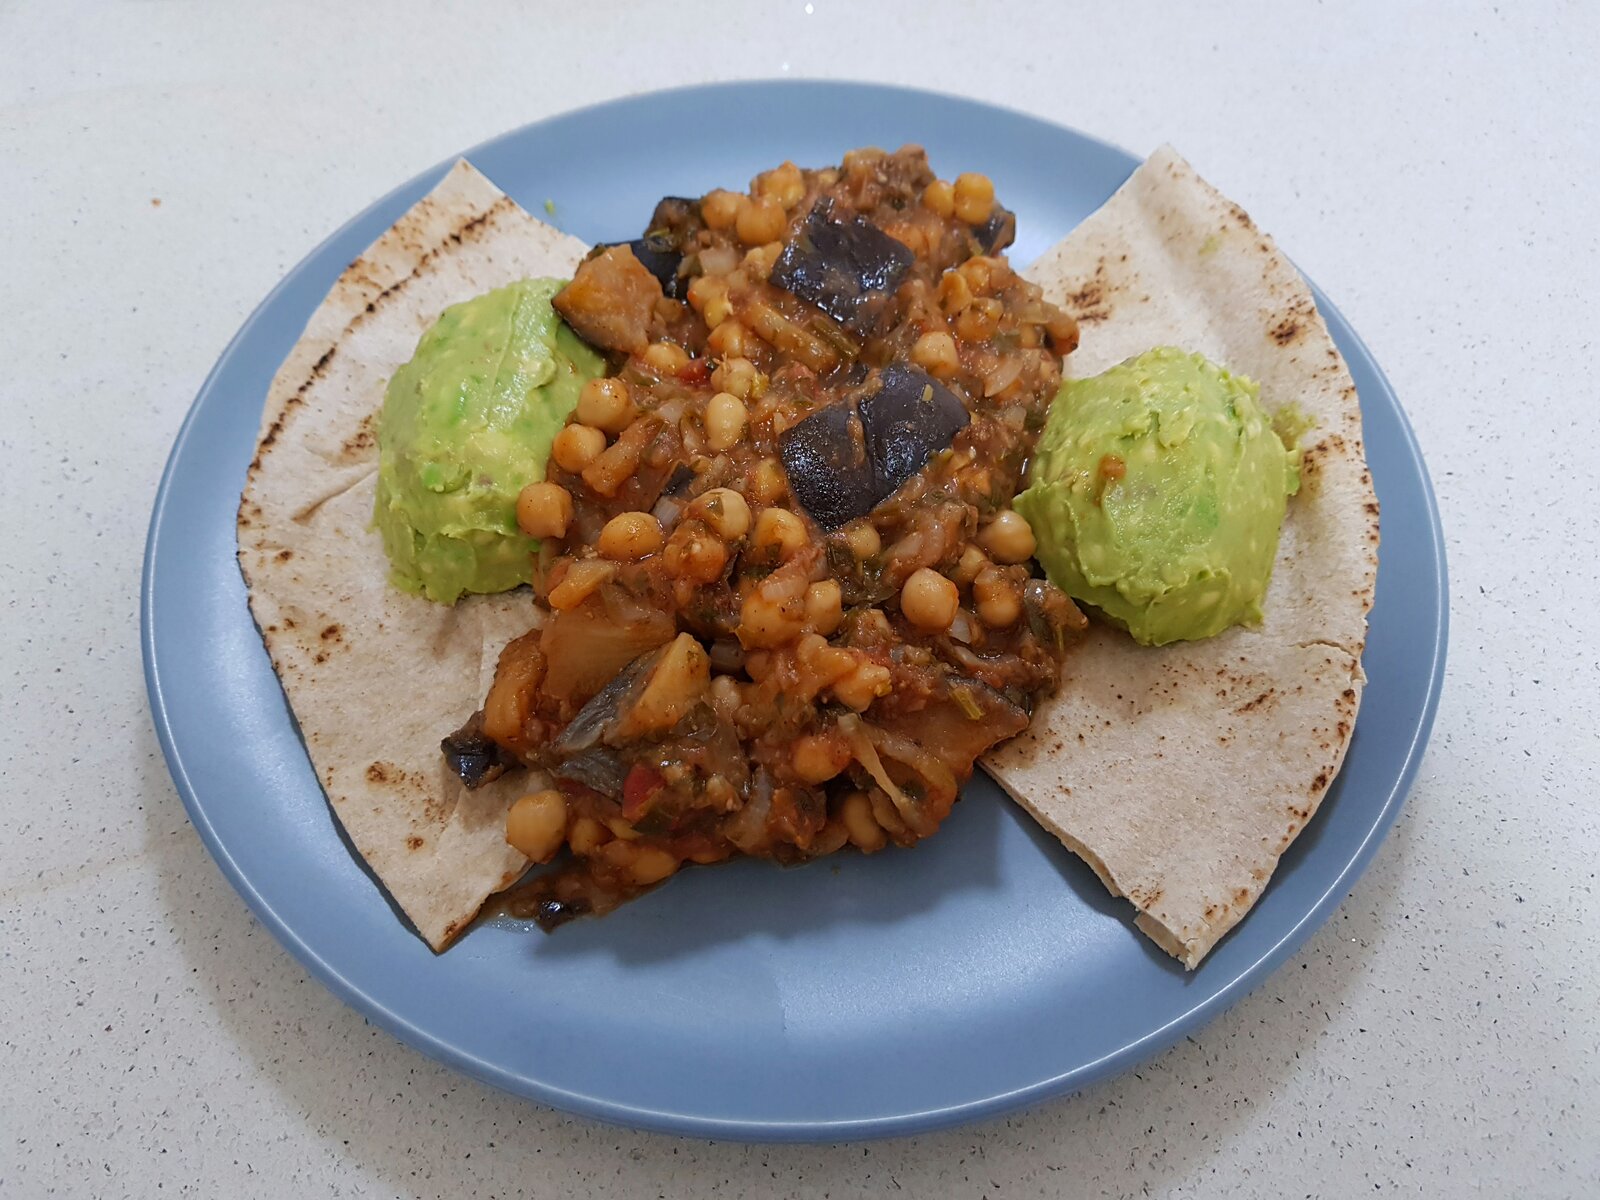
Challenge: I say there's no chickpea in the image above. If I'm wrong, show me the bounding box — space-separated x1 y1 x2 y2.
686 273 722 312
738 591 806 649
702 188 744 231
900 567 959 631
575 377 634 433
758 161 806 210
505 789 569 862
804 580 843 635
911 330 960 379
568 815 611 856
938 270 973 314
551 423 606 473
742 241 784 280
704 294 734 329
958 256 996 292
707 320 753 359
704 391 748 451
1045 309 1081 354
831 661 891 711
690 487 751 540
643 341 690 374
622 843 679 886
795 632 854 685
953 172 996 224
922 179 955 219
955 298 1001 343
664 521 729 584
515 481 572 539
792 732 850 784
842 521 881 560
950 544 990 585
736 195 787 245
979 509 1037 564
597 511 664 560
749 457 788 505
752 507 808 560
711 356 761 399
974 564 1022 628
840 790 888 853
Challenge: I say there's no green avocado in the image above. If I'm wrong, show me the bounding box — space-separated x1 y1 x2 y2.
1015 347 1300 646
373 278 604 604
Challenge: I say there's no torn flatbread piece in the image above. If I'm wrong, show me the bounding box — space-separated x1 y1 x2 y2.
238 161 589 949
984 146 1379 968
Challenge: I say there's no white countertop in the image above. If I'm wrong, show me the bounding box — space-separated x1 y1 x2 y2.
3 1 1597 1195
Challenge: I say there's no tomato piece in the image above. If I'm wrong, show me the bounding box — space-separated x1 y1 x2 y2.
622 763 666 820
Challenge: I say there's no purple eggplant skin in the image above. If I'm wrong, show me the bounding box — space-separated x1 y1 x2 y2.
779 364 970 531
769 199 913 336
859 364 970 497
441 711 512 790
974 205 1017 255
778 399 878 531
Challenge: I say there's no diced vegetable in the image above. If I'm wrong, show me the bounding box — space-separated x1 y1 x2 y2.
778 364 969 530
554 244 663 354
776 399 877 531
859 364 970 497
769 199 913 335
974 205 1017 255
621 764 667 820
615 632 711 739
540 592 675 705
440 712 513 790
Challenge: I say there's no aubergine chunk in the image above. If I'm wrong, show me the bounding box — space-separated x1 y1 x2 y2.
859 364 970 499
974 205 1017 255
553 244 662 355
593 196 699 299
780 365 970 530
596 234 684 298
441 711 512 790
778 400 878 531
874 678 1028 776
769 199 914 336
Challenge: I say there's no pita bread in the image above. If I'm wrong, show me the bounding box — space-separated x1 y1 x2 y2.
238 161 589 949
984 146 1379 968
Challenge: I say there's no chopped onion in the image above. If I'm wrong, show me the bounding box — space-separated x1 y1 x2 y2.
698 245 740 276
651 493 683 529
983 358 1023 398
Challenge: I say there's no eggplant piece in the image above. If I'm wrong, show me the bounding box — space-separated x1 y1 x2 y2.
617 235 686 298
859 364 970 500
553 245 662 354
779 365 969 531
592 196 699 300
974 205 1017 255
441 711 514 790
769 199 913 336
778 399 877 531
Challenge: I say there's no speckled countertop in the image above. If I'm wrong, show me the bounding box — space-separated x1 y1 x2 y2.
3 2 1597 1196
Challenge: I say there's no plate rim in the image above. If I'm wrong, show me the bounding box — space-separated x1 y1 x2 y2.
142 79 1449 1141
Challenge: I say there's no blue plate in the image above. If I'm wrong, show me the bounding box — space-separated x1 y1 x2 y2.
143 82 1447 1140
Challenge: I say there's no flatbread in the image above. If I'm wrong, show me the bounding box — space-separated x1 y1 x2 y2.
984 146 1379 968
238 161 590 949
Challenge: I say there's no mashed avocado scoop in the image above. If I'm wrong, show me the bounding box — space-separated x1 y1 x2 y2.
1016 346 1299 646
374 277 604 603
